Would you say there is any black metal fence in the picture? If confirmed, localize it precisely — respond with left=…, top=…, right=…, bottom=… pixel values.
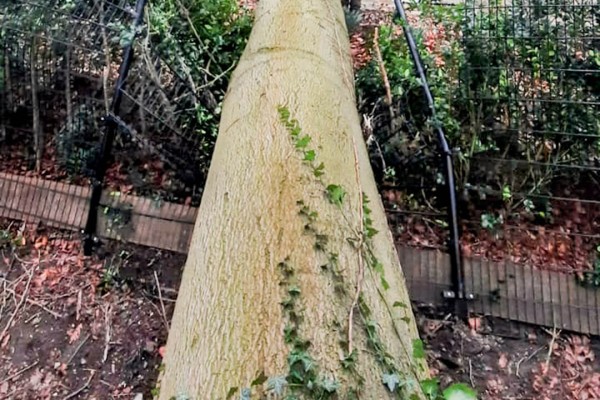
left=363, top=0, right=599, bottom=323
left=459, top=0, right=600, bottom=275
left=0, top=0, right=204, bottom=254
left=1, top=0, right=599, bottom=333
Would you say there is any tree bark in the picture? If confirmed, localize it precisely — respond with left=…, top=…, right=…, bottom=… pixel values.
left=159, top=0, right=427, bottom=398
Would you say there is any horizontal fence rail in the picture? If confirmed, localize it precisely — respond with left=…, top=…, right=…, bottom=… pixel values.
left=2, top=155, right=600, bottom=336
left=400, top=246, right=600, bottom=336
left=0, top=172, right=195, bottom=253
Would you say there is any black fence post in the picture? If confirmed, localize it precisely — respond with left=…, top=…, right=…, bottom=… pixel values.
left=83, top=0, right=148, bottom=255
left=391, top=0, right=469, bottom=316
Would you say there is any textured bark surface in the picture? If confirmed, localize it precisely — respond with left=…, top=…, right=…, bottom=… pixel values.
left=159, top=0, right=427, bottom=398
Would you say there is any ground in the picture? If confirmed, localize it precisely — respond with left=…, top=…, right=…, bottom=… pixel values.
left=0, top=220, right=184, bottom=399
left=2, top=220, right=600, bottom=399
left=416, top=303, right=600, bottom=399
left=1, top=1, right=599, bottom=399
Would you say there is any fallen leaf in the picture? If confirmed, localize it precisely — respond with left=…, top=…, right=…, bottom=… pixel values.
left=67, top=323, right=82, bottom=344
left=34, top=235, right=48, bottom=249
left=498, top=353, right=508, bottom=369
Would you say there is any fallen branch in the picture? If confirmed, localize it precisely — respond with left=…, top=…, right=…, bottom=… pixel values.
left=154, top=271, right=170, bottom=332
left=516, top=345, right=545, bottom=378
left=102, top=304, right=112, bottom=363
left=3, top=288, right=63, bottom=319
left=66, top=333, right=91, bottom=366
left=542, top=326, right=561, bottom=374
left=0, top=360, right=39, bottom=384
left=0, top=264, right=36, bottom=341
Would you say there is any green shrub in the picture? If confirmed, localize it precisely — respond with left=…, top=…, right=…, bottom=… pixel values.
left=148, top=0, right=253, bottom=161
left=356, top=0, right=599, bottom=218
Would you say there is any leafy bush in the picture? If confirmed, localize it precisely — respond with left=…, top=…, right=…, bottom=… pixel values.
left=356, top=2, right=465, bottom=208
left=356, top=0, right=599, bottom=220
left=148, top=0, right=253, bottom=142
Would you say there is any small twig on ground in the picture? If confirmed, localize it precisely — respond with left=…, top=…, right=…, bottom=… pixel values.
left=0, top=264, right=36, bottom=341
left=145, top=293, right=177, bottom=303
left=516, top=345, right=545, bottom=378
left=63, top=370, right=95, bottom=400
left=76, top=289, right=82, bottom=321
left=0, top=360, right=39, bottom=384
left=154, top=271, right=170, bottom=332
left=66, top=333, right=91, bottom=366
left=24, top=312, right=40, bottom=324
left=347, top=137, right=365, bottom=355
left=468, top=358, right=474, bottom=388
left=542, top=326, right=561, bottom=374
left=102, top=304, right=112, bottom=363
left=3, top=288, right=62, bottom=318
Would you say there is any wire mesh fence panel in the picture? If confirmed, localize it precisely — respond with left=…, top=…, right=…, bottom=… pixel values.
left=0, top=0, right=201, bottom=251
left=0, top=0, right=139, bottom=176
left=458, top=0, right=600, bottom=321
left=109, top=47, right=207, bottom=205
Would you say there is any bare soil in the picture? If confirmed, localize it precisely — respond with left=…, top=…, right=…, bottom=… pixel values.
left=0, top=220, right=184, bottom=399
left=2, top=219, right=599, bottom=400
left=416, top=303, right=600, bottom=399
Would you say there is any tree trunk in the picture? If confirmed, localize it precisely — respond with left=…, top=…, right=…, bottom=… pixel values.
left=159, top=0, right=428, bottom=398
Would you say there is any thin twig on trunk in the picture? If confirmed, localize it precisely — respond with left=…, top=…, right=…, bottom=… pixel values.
left=347, top=137, right=365, bottom=355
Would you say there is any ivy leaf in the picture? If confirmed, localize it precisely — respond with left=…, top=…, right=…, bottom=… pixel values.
left=277, top=106, right=290, bottom=121
left=393, top=301, right=407, bottom=309
left=341, top=350, right=358, bottom=369
left=295, top=135, right=311, bottom=149
left=442, top=383, right=477, bottom=400
left=365, top=226, right=378, bottom=238
left=304, top=150, right=316, bottom=161
left=288, top=350, right=314, bottom=373
left=251, top=371, right=268, bottom=387
left=266, top=375, right=288, bottom=395
left=288, top=285, right=301, bottom=297
left=373, top=260, right=384, bottom=274
left=382, top=373, right=402, bottom=392
left=380, top=276, right=390, bottom=290
left=290, top=125, right=301, bottom=137
left=420, top=378, right=440, bottom=399
left=313, top=162, right=325, bottom=177
left=326, top=184, right=346, bottom=206
left=412, top=338, right=425, bottom=359
left=240, top=388, right=252, bottom=400
left=320, top=378, right=339, bottom=393
left=225, top=387, right=238, bottom=400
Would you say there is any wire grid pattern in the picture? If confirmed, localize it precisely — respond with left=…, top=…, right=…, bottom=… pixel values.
left=459, top=0, right=600, bottom=271
left=0, top=0, right=137, bottom=175
left=115, top=42, right=207, bottom=203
